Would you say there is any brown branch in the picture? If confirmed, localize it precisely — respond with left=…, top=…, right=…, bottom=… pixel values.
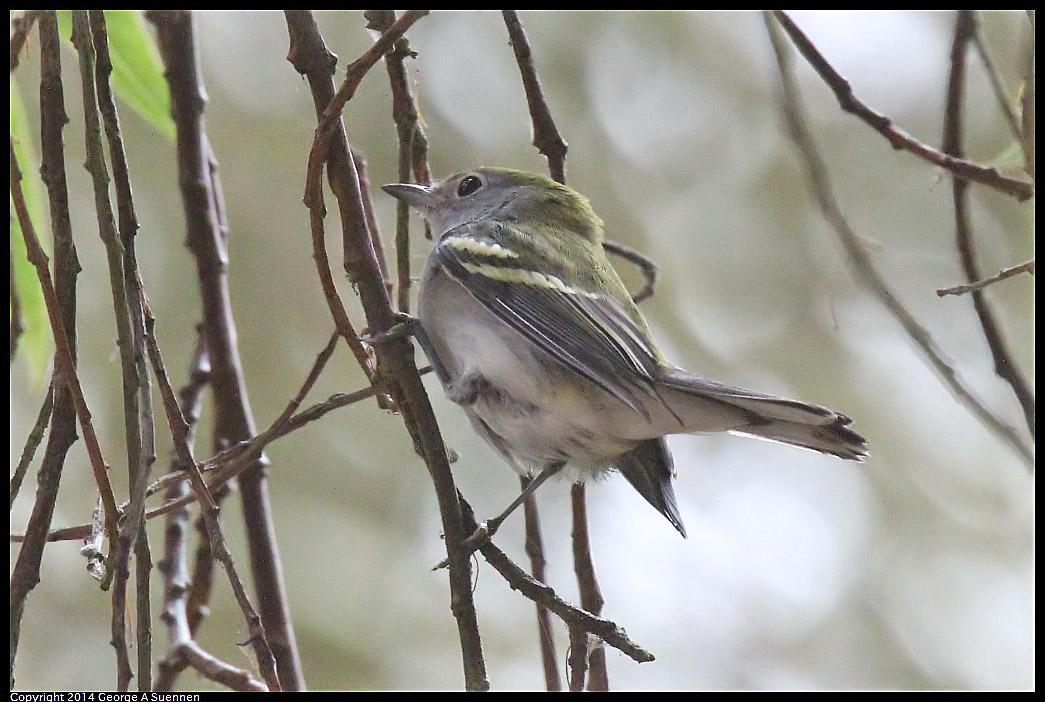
left=367, top=9, right=424, bottom=313
left=142, top=297, right=279, bottom=692
left=503, top=11, right=624, bottom=688
left=567, top=625, right=588, bottom=692
left=764, top=12, right=1034, bottom=468
left=90, top=10, right=157, bottom=688
left=10, top=239, right=24, bottom=364
left=91, top=9, right=156, bottom=685
left=943, top=11, right=1035, bottom=439
left=457, top=497, right=654, bottom=664
left=772, top=10, right=1034, bottom=202
left=10, top=382, right=54, bottom=510
left=71, top=10, right=147, bottom=687
left=571, top=484, right=608, bottom=691
left=352, top=149, right=394, bottom=299
left=502, top=10, right=568, bottom=182
left=937, top=258, right=1035, bottom=297
left=521, top=478, right=561, bottom=692
left=968, top=12, right=1029, bottom=164
left=148, top=10, right=304, bottom=689
left=10, top=15, right=85, bottom=688
left=10, top=10, right=44, bottom=73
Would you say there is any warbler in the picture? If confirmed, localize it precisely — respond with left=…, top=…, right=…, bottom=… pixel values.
left=382, top=168, right=866, bottom=538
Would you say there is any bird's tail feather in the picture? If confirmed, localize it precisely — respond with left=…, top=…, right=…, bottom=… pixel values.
left=655, top=368, right=868, bottom=461
left=615, top=438, right=687, bottom=537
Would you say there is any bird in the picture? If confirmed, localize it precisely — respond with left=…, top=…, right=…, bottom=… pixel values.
left=382, top=168, right=866, bottom=539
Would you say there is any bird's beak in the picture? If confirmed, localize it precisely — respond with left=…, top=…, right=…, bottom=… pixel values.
left=381, top=182, right=438, bottom=209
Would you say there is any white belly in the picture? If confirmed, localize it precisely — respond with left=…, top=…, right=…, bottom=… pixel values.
left=417, top=263, right=633, bottom=474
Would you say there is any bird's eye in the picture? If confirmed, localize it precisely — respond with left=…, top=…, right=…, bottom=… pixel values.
left=457, top=175, right=483, bottom=197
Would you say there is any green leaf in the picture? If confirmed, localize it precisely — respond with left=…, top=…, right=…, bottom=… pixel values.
left=58, top=10, right=175, bottom=140
left=103, top=10, right=175, bottom=140
left=10, top=80, right=53, bottom=381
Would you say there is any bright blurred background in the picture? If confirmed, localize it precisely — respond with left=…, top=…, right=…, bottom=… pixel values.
left=10, top=10, right=1034, bottom=691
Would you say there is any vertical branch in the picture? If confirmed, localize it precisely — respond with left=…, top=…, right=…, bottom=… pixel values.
left=295, top=10, right=489, bottom=691
left=571, top=484, right=608, bottom=691
left=147, top=10, right=304, bottom=690
left=9, top=384, right=54, bottom=509
left=943, top=11, right=1035, bottom=438
left=10, top=13, right=85, bottom=687
left=155, top=335, right=262, bottom=692
left=283, top=10, right=392, bottom=407
left=85, top=10, right=159, bottom=689
left=154, top=339, right=203, bottom=692
left=502, top=10, right=568, bottom=182
left=10, top=240, right=24, bottom=363
left=522, top=477, right=561, bottom=692
left=352, top=149, right=394, bottom=298
left=71, top=10, right=143, bottom=688
left=366, top=9, right=428, bottom=313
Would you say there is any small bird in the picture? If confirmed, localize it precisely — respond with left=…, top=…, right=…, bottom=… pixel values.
left=382, top=168, right=866, bottom=538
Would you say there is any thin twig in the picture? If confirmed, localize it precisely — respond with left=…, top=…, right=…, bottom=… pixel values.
left=502, top=10, right=568, bottom=182
left=571, top=484, right=608, bottom=691
left=944, top=11, right=1035, bottom=439
left=71, top=10, right=144, bottom=686
left=90, top=10, right=157, bottom=688
left=772, top=10, right=1034, bottom=202
left=969, top=12, right=1030, bottom=165
left=521, top=478, right=561, bottom=692
left=10, top=382, right=54, bottom=509
left=457, top=497, right=654, bottom=664
left=367, top=9, right=426, bottom=313
left=10, top=238, right=24, bottom=364
left=764, top=12, right=1034, bottom=468
left=10, top=10, right=44, bottom=73
left=154, top=339, right=263, bottom=692
left=937, top=258, right=1035, bottom=297
left=352, top=149, right=393, bottom=299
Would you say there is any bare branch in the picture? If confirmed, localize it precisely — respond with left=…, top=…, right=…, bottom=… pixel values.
left=772, top=10, right=1034, bottom=201
left=502, top=10, right=568, bottom=182
left=937, top=259, right=1035, bottom=297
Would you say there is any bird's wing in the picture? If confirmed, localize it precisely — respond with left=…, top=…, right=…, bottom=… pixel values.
left=433, top=222, right=660, bottom=419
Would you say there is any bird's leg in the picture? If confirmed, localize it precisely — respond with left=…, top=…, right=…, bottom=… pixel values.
left=363, top=312, right=451, bottom=384
left=457, top=462, right=565, bottom=555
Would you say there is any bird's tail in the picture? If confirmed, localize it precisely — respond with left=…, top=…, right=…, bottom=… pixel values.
left=615, top=437, right=687, bottom=537
left=654, top=368, right=868, bottom=461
